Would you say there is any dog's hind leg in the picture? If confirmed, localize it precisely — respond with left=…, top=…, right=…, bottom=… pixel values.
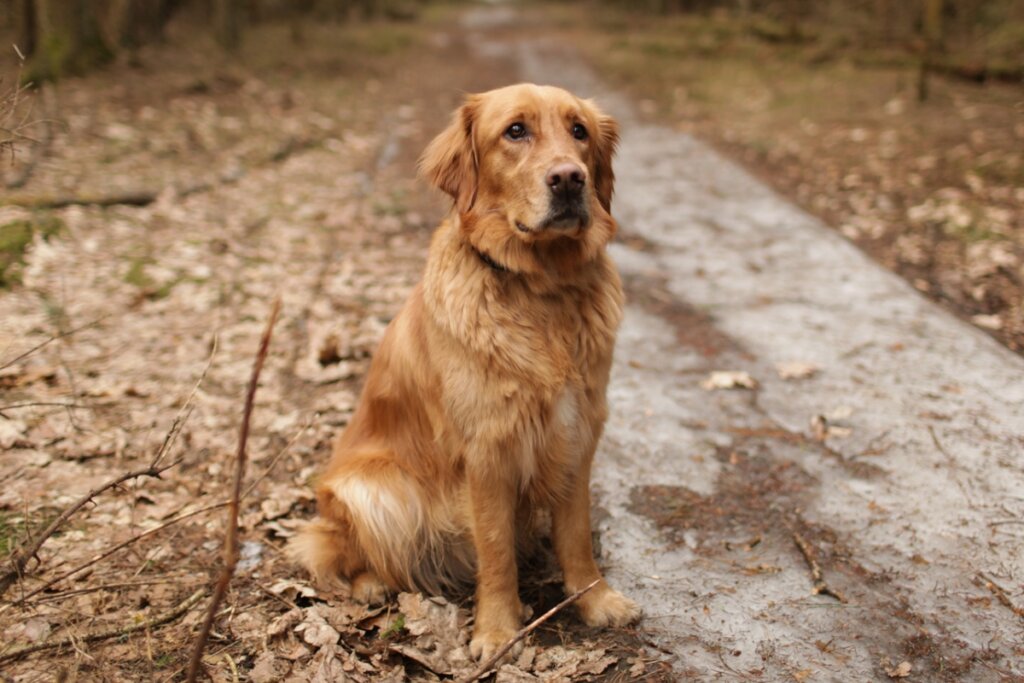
left=306, top=451, right=437, bottom=595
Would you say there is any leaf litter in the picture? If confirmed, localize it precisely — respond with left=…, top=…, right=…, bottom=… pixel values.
left=0, top=12, right=671, bottom=682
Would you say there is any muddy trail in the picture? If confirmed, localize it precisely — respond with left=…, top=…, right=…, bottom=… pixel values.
left=2, top=3, right=1023, bottom=682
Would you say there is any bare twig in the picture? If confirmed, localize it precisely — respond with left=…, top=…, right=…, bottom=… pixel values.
left=0, top=589, right=205, bottom=664
left=5, top=84, right=56, bottom=189
left=458, top=578, right=601, bottom=683
left=0, top=316, right=108, bottom=372
left=792, top=531, right=846, bottom=603
left=0, top=339, right=214, bottom=595
left=1, top=500, right=226, bottom=611
left=0, top=52, right=37, bottom=162
left=0, top=460, right=179, bottom=597
left=151, top=335, right=218, bottom=469
left=1, top=410, right=302, bottom=612
left=977, top=572, right=1024, bottom=620
left=0, top=401, right=100, bottom=411
left=186, top=298, right=281, bottom=683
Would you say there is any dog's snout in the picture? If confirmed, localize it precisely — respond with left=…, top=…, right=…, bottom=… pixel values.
left=545, top=163, right=585, bottom=196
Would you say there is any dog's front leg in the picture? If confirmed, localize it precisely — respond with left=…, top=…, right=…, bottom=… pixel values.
left=466, top=460, right=524, bottom=662
left=551, top=458, right=641, bottom=627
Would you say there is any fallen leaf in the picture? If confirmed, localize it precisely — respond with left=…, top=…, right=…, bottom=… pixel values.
left=885, top=660, right=912, bottom=678
left=295, top=606, right=340, bottom=648
left=250, top=651, right=286, bottom=683
left=701, top=371, right=757, bottom=390
left=775, top=361, right=820, bottom=380
left=270, top=579, right=318, bottom=602
left=971, top=314, right=1002, bottom=330
left=267, top=609, right=302, bottom=638
left=0, top=418, right=28, bottom=449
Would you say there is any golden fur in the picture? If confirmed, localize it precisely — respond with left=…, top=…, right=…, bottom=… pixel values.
left=290, top=83, right=640, bottom=660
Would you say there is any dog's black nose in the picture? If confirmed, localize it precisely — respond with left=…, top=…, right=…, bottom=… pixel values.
left=546, top=163, right=585, bottom=197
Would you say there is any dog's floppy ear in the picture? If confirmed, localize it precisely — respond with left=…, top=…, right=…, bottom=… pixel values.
left=590, top=106, right=619, bottom=212
left=419, top=95, right=480, bottom=214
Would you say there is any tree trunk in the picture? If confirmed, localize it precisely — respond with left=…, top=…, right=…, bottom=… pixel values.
left=917, top=0, right=944, bottom=102
left=12, top=0, right=36, bottom=58
left=108, top=0, right=179, bottom=49
left=213, top=0, right=241, bottom=52
left=27, top=0, right=113, bottom=82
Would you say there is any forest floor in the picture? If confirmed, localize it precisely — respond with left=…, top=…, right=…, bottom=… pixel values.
left=1, top=2, right=1024, bottom=682
left=0, top=6, right=672, bottom=682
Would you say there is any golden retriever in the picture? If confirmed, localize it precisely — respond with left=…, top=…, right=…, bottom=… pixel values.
left=290, top=83, right=639, bottom=660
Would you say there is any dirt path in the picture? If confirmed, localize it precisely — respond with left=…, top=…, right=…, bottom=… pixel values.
left=2, top=3, right=1023, bottom=681
left=460, top=5, right=1024, bottom=681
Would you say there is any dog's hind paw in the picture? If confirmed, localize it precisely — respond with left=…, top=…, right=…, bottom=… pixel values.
left=351, top=571, right=390, bottom=604
left=577, top=586, right=641, bottom=627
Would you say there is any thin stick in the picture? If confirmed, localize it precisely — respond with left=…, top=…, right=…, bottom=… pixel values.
left=0, top=401, right=100, bottom=411
left=792, top=531, right=846, bottom=603
left=2, top=412, right=302, bottom=612
left=0, top=316, right=107, bottom=371
left=186, top=298, right=280, bottom=682
left=458, top=578, right=601, bottom=683
left=0, top=589, right=205, bottom=663
left=977, top=573, right=1024, bottom=620
left=0, top=460, right=179, bottom=597
left=151, top=334, right=218, bottom=469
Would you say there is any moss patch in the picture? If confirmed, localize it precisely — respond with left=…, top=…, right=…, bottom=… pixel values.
left=0, top=216, right=65, bottom=287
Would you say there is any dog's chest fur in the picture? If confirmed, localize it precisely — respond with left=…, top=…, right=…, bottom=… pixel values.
left=423, top=222, right=623, bottom=495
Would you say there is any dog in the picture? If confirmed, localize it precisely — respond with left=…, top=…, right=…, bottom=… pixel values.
left=290, top=83, right=640, bottom=660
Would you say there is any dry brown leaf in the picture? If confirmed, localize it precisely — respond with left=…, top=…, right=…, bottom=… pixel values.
left=295, top=606, right=341, bottom=648
left=884, top=660, right=913, bottom=678
left=775, top=361, right=820, bottom=380
left=495, top=665, right=541, bottom=682
left=0, top=418, right=28, bottom=449
left=250, top=651, right=287, bottom=683
left=270, top=579, right=318, bottom=603
left=701, top=371, right=757, bottom=390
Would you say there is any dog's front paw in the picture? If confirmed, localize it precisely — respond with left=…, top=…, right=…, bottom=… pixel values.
left=470, top=627, right=521, bottom=663
left=577, top=585, right=641, bottom=627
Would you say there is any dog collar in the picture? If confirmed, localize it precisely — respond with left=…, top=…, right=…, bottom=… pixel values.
left=473, top=246, right=509, bottom=274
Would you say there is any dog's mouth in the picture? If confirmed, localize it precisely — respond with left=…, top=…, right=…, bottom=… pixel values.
left=517, top=203, right=589, bottom=235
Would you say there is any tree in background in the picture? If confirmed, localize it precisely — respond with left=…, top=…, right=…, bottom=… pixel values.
left=918, top=0, right=944, bottom=101
left=23, top=0, right=113, bottom=82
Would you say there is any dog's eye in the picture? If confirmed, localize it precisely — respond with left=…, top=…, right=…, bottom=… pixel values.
left=504, top=123, right=527, bottom=140
left=572, top=123, right=588, bottom=141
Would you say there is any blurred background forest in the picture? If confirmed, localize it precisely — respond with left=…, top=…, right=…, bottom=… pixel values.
left=3, top=0, right=1023, bottom=82
left=6, top=0, right=1021, bottom=349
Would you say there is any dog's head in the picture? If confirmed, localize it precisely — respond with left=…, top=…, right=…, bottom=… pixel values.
left=420, top=84, right=619, bottom=275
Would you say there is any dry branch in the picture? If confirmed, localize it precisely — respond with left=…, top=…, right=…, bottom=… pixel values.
left=792, top=530, right=846, bottom=603
left=0, top=316, right=107, bottom=371
left=1, top=134, right=326, bottom=209
left=1, top=408, right=304, bottom=612
left=2, top=189, right=160, bottom=209
left=0, top=460, right=179, bottom=597
left=458, top=578, right=601, bottom=683
left=2, top=500, right=227, bottom=611
left=186, top=298, right=281, bottom=682
left=977, top=572, right=1024, bottom=620
left=0, top=589, right=205, bottom=664
left=0, top=339, right=215, bottom=596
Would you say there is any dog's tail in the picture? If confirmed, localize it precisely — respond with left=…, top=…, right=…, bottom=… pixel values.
left=288, top=515, right=365, bottom=588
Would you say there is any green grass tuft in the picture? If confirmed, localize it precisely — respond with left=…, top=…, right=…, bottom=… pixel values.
left=0, top=215, right=64, bottom=287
